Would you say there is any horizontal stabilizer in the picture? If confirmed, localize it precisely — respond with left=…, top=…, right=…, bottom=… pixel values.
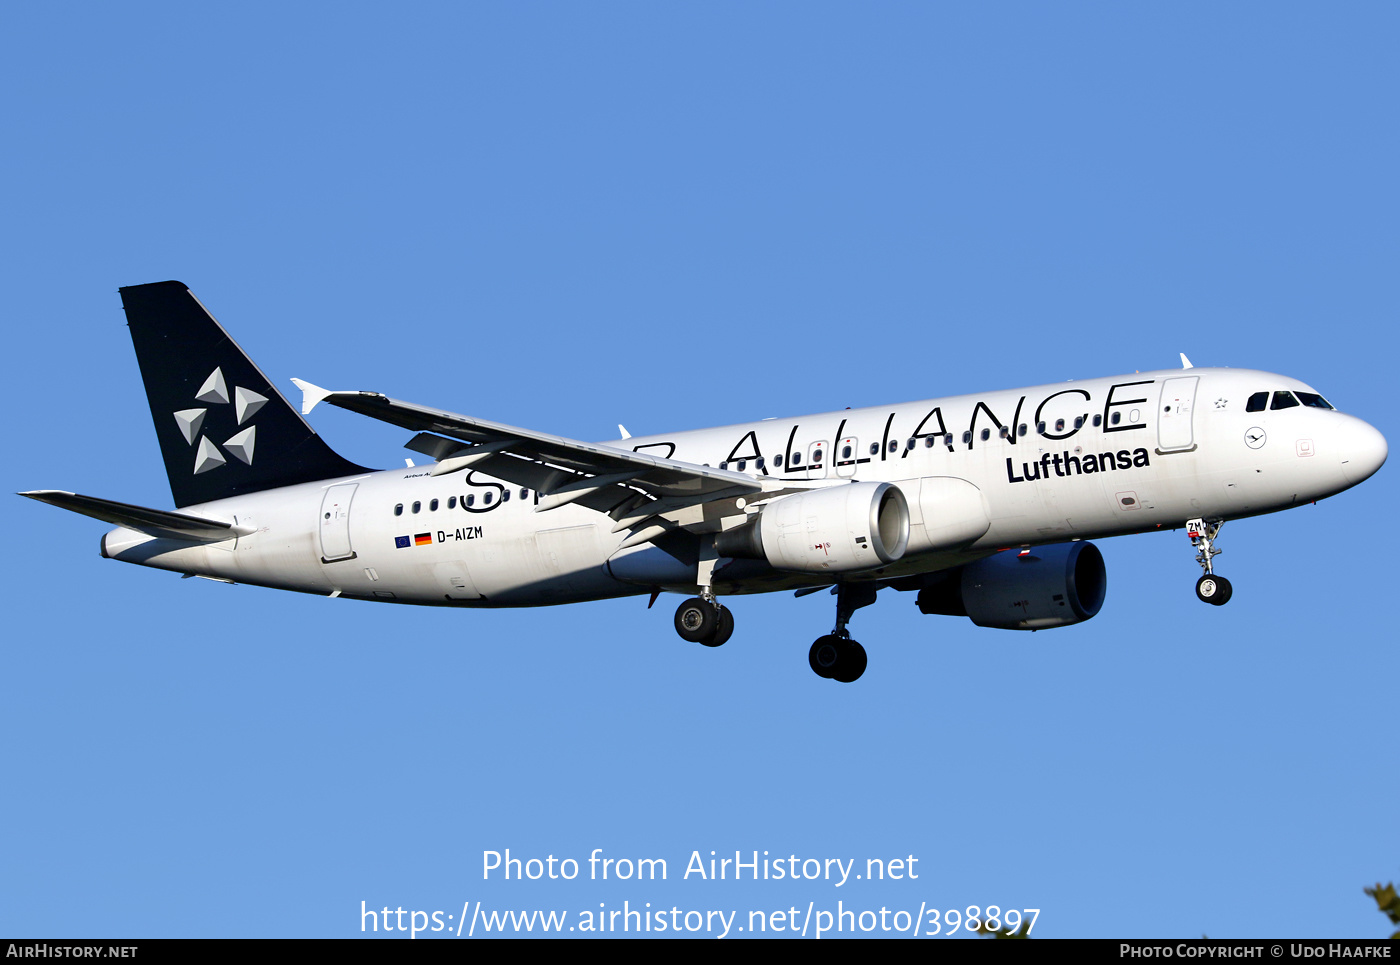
left=19, top=490, right=252, bottom=542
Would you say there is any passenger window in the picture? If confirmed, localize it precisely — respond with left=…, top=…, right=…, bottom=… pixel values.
left=999, top=426, right=1010, bottom=439
left=483, top=492, right=493, bottom=506
left=869, top=443, right=879, bottom=455
left=755, top=457, right=765, bottom=470
left=466, top=494, right=475, bottom=507
left=394, top=503, right=403, bottom=516
left=1246, top=392, right=1268, bottom=412
left=502, top=489, right=511, bottom=502
left=1092, top=414, right=1102, bottom=427
left=448, top=496, right=457, bottom=509
left=813, top=448, right=823, bottom=463
left=1271, top=391, right=1300, bottom=410
left=925, top=435, right=936, bottom=448
left=887, top=440, right=898, bottom=453
left=520, top=488, right=528, bottom=499
left=1110, top=412, right=1121, bottom=425
left=1037, top=421, right=1046, bottom=433
left=430, top=498, right=439, bottom=511
left=775, top=454, right=784, bottom=466
left=1018, top=424, right=1027, bottom=436
left=841, top=446, right=851, bottom=460
left=412, top=501, right=421, bottom=514
left=980, top=428, right=991, bottom=441
left=962, top=431, right=972, bottom=444
left=1073, top=416, right=1083, bottom=429
left=1055, top=418, right=1065, bottom=432
left=906, top=438, right=916, bottom=450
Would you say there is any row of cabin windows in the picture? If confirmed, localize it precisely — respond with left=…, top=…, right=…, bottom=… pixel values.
left=712, top=394, right=1335, bottom=472
left=1245, top=390, right=1334, bottom=413
left=717, top=415, right=1107, bottom=469
left=393, top=488, right=532, bottom=515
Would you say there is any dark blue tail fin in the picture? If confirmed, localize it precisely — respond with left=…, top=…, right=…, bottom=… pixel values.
left=120, top=281, right=369, bottom=508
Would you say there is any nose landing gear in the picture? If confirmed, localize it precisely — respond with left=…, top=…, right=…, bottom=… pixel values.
left=1187, top=517, right=1232, bottom=606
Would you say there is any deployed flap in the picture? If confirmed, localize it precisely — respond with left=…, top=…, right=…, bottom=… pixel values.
left=293, top=382, right=766, bottom=506
left=20, top=490, right=252, bottom=542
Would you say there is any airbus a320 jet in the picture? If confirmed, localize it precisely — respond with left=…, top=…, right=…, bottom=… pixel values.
left=22, top=282, right=1388, bottom=682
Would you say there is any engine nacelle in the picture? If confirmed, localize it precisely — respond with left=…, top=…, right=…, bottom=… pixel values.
left=917, top=541, right=1106, bottom=630
left=716, top=481, right=909, bottom=574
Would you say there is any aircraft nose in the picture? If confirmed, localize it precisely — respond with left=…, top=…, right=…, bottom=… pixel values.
left=1338, top=416, right=1387, bottom=486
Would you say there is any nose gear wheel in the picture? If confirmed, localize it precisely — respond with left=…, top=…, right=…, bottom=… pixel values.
left=1195, top=574, right=1233, bottom=606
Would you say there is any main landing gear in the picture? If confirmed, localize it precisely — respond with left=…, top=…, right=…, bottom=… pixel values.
left=1187, top=517, right=1232, bottom=606
left=674, top=595, right=734, bottom=647
left=809, top=583, right=877, bottom=683
left=673, top=539, right=734, bottom=647
left=671, top=582, right=878, bottom=682
left=668, top=535, right=877, bottom=681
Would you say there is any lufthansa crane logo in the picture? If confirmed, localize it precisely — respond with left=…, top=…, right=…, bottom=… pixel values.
left=171, top=367, right=267, bottom=475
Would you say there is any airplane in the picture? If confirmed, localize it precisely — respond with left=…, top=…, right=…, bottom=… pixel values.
left=22, top=281, right=1389, bottom=683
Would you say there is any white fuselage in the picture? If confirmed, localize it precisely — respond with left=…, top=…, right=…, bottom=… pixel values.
left=100, top=367, right=1387, bottom=607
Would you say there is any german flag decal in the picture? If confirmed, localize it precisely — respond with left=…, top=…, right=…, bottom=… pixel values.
left=414, top=533, right=432, bottom=547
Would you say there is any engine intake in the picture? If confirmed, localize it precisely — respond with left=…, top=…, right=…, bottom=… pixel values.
left=716, top=481, right=909, bottom=574
left=917, top=541, right=1106, bottom=630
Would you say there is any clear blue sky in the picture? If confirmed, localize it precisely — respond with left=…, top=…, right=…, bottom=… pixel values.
left=3, top=2, right=1396, bottom=939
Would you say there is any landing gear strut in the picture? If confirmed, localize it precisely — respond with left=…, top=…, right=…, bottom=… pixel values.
left=1187, top=517, right=1232, bottom=606
left=808, top=582, right=877, bottom=682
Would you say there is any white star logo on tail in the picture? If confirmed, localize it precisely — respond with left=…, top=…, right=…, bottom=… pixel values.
left=176, top=367, right=264, bottom=473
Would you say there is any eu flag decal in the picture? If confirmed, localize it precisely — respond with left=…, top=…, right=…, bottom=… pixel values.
left=394, top=535, right=410, bottom=549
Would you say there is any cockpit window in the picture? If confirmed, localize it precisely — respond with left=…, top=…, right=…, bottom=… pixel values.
left=1246, top=392, right=1268, bottom=412
left=1296, top=392, right=1334, bottom=410
left=1271, top=391, right=1300, bottom=410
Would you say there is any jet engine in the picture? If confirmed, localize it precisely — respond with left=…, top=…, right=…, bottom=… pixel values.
left=916, top=541, right=1106, bottom=630
left=715, top=481, right=909, bottom=574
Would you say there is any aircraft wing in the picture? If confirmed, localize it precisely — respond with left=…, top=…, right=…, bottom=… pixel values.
left=291, top=380, right=796, bottom=537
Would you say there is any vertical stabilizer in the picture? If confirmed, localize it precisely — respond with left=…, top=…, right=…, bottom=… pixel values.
left=120, top=281, right=370, bottom=508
